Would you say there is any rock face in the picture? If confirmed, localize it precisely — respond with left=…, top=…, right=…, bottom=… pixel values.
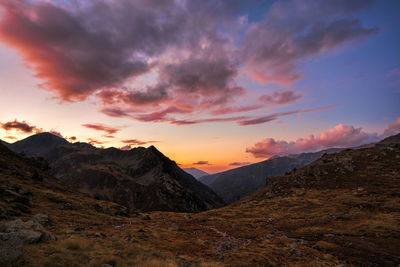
left=6, top=133, right=224, bottom=212
left=0, top=214, right=55, bottom=263
left=199, top=148, right=341, bottom=204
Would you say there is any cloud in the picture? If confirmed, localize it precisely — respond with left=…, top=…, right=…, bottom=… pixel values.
left=0, top=0, right=186, bottom=101
left=383, top=117, right=400, bottom=137
left=134, top=106, right=191, bottom=123
left=4, top=135, right=17, bottom=140
left=121, top=139, right=157, bottom=146
left=87, top=138, right=104, bottom=146
left=82, top=123, right=120, bottom=135
left=68, top=136, right=77, bottom=141
left=229, top=162, right=251, bottom=166
left=97, top=84, right=169, bottom=106
left=247, top=123, right=380, bottom=158
left=238, top=105, right=338, bottom=126
left=193, top=161, right=211, bottom=165
left=211, top=104, right=262, bottom=115
left=0, top=0, right=377, bottom=125
left=240, top=0, right=377, bottom=85
left=259, top=91, right=302, bottom=104
left=113, top=104, right=336, bottom=126
left=160, top=56, right=245, bottom=105
left=171, top=116, right=249, bottom=125
left=100, top=107, right=130, bottom=118
left=0, top=119, right=42, bottom=134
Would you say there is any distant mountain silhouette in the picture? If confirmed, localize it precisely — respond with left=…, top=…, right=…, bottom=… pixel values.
left=5, top=133, right=224, bottom=212
left=182, top=168, right=209, bottom=179
left=199, top=148, right=342, bottom=204
left=6, top=132, right=68, bottom=155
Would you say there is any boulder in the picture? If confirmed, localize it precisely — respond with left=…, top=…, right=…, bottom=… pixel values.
left=0, top=214, right=56, bottom=263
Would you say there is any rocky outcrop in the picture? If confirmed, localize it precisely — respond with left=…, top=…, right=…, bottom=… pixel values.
left=0, top=214, right=55, bottom=263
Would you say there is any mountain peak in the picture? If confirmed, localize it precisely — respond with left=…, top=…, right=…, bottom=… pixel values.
left=8, top=132, right=68, bottom=156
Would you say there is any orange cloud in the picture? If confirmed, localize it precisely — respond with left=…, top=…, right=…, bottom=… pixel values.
left=1, top=119, right=42, bottom=134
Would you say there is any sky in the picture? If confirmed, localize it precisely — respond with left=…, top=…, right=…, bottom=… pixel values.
left=0, top=0, right=399, bottom=173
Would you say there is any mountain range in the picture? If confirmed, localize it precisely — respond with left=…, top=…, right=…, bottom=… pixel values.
left=1, top=132, right=398, bottom=266
left=3, top=133, right=224, bottom=212
left=182, top=168, right=209, bottom=179
left=199, top=148, right=341, bottom=204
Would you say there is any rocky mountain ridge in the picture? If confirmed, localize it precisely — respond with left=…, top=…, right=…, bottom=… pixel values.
left=3, top=133, right=224, bottom=212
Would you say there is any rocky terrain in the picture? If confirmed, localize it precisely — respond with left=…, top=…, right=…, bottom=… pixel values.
left=1, top=133, right=399, bottom=266
left=4, top=133, right=224, bottom=212
left=199, top=148, right=341, bottom=204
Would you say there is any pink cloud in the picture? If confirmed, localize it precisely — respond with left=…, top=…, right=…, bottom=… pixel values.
left=259, top=91, right=302, bottom=104
left=82, top=123, right=120, bottom=135
left=171, top=116, right=249, bottom=125
left=211, top=104, right=262, bottom=115
left=0, top=0, right=185, bottom=101
left=100, top=108, right=130, bottom=118
left=247, top=123, right=380, bottom=158
left=238, top=105, right=338, bottom=126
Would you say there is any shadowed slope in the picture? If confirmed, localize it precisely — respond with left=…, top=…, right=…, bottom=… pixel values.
left=199, top=148, right=341, bottom=203
left=182, top=168, right=209, bottom=179
left=6, top=133, right=224, bottom=212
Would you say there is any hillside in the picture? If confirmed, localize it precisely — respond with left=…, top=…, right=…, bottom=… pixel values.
left=182, top=168, right=209, bottom=179
left=1, top=134, right=399, bottom=266
left=199, top=148, right=340, bottom=204
left=5, top=133, right=224, bottom=212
